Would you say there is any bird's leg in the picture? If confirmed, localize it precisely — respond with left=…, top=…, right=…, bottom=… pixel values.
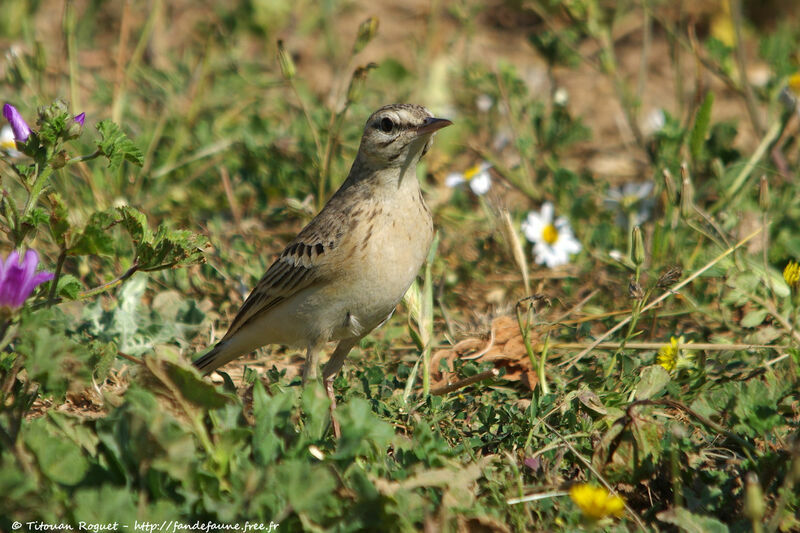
left=322, top=338, right=358, bottom=438
left=322, top=338, right=357, bottom=381
left=302, top=341, right=324, bottom=383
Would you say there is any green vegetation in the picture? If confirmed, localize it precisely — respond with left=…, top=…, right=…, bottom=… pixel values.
left=1, top=1, right=799, bottom=530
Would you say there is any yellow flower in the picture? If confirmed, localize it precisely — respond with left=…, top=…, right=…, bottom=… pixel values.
left=709, top=0, right=734, bottom=48
left=784, top=260, right=800, bottom=292
left=569, top=484, right=625, bottom=520
left=657, top=336, right=694, bottom=373
left=789, top=73, right=800, bottom=95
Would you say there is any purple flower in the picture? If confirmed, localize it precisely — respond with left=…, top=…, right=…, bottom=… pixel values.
left=2, top=103, right=31, bottom=142
left=74, top=112, right=85, bottom=126
left=0, top=250, right=54, bottom=309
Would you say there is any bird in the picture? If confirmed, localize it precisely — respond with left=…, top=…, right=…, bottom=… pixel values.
left=193, top=104, right=451, bottom=405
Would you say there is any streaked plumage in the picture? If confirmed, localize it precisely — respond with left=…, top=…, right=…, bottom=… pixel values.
left=193, top=104, right=451, bottom=382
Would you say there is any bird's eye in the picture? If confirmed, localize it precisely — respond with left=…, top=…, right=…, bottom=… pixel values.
left=379, top=117, right=394, bottom=133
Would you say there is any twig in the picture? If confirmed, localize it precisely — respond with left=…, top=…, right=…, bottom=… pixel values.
left=552, top=290, right=599, bottom=325
left=551, top=342, right=780, bottom=351
left=219, top=167, right=242, bottom=229
left=430, top=368, right=499, bottom=396
left=461, top=327, right=496, bottom=360
left=117, top=351, right=144, bottom=366
left=507, top=490, right=567, bottom=505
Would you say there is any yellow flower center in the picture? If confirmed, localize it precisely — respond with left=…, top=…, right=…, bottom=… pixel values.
left=463, top=164, right=482, bottom=181
left=542, top=224, right=559, bottom=245
left=0, top=139, right=16, bottom=151
left=789, top=73, right=800, bottom=94
left=784, top=260, right=800, bottom=290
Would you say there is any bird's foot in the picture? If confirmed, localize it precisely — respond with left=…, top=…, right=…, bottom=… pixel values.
left=325, top=377, right=341, bottom=438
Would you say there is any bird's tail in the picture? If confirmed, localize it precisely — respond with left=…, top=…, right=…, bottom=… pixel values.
left=192, top=342, right=229, bottom=375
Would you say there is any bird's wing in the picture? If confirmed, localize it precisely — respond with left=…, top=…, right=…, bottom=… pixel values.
left=219, top=181, right=365, bottom=340
left=220, top=236, right=338, bottom=340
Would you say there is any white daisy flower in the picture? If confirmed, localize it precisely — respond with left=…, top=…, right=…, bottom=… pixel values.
left=604, top=181, right=654, bottom=228
left=0, top=125, right=21, bottom=157
left=641, top=108, right=666, bottom=136
left=475, top=94, right=493, bottom=112
left=521, top=202, right=582, bottom=268
left=553, top=87, right=569, bottom=106
left=445, top=161, right=492, bottom=196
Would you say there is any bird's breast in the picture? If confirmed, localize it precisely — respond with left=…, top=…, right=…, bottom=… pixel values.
left=328, top=185, right=433, bottom=334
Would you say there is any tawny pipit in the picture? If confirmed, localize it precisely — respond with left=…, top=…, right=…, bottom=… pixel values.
left=194, top=104, right=451, bottom=386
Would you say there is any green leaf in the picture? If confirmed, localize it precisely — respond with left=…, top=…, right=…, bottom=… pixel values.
left=159, top=359, right=236, bottom=409
left=47, top=192, right=71, bottom=246
left=334, top=398, right=394, bottom=460
left=657, top=507, right=729, bottom=533
left=116, top=205, right=152, bottom=245
left=24, top=418, right=89, bottom=485
left=18, top=308, right=91, bottom=399
left=96, top=119, right=144, bottom=170
left=301, top=381, right=331, bottom=441
left=740, top=308, right=768, bottom=328
left=732, top=379, right=783, bottom=437
left=56, top=274, right=83, bottom=300
left=69, top=209, right=118, bottom=256
left=274, top=459, right=337, bottom=516
left=690, top=91, right=714, bottom=161
left=252, top=381, right=295, bottom=465
left=137, top=225, right=208, bottom=271
left=21, top=206, right=48, bottom=230
left=144, top=351, right=235, bottom=413
left=636, top=365, right=671, bottom=400
left=72, top=485, right=138, bottom=524
left=89, top=340, right=118, bottom=382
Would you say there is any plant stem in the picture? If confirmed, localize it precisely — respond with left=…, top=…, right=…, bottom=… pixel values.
left=67, top=149, right=103, bottom=165
left=64, top=0, right=81, bottom=115
left=730, top=0, right=764, bottom=137
left=46, top=248, right=68, bottom=305
left=79, top=260, right=140, bottom=299
left=22, top=165, right=53, bottom=219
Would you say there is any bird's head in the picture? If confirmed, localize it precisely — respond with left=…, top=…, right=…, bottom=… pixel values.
left=356, top=104, right=452, bottom=171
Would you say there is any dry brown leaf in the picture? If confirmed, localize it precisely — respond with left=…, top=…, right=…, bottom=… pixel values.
left=432, top=315, right=542, bottom=390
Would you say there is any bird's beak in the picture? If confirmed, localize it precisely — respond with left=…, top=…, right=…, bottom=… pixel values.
left=416, top=117, right=453, bottom=136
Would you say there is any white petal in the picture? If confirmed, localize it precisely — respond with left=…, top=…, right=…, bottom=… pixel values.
left=553, top=87, right=569, bottom=106
left=637, top=181, right=654, bottom=197
left=445, top=173, right=465, bottom=188
left=469, top=171, right=492, bottom=195
left=0, top=125, right=14, bottom=144
left=535, top=242, right=567, bottom=268
left=641, top=108, right=665, bottom=135
left=540, top=202, right=554, bottom=224
left=554, top=216, right=571, bottom=230
left=476, top=94, right=493, bottom=112
left=558, top=233, right=582, bottom=254
left=609, top=250, right=625, bottom=262
left=0, top=125, right=22, bottom=157
left=521, top=212, right=545, bottom=243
